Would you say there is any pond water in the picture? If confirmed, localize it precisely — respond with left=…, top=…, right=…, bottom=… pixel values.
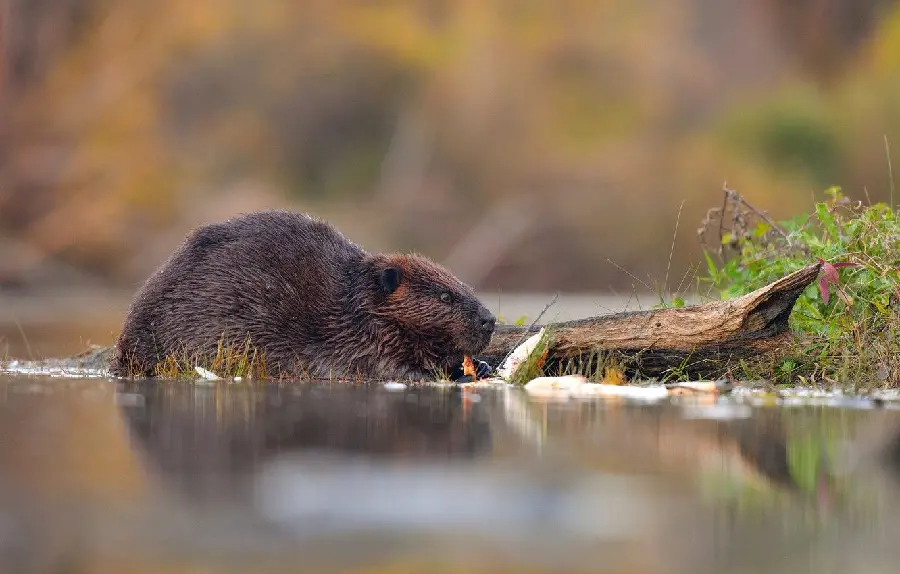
left=2, top=373, right=900, bottom=574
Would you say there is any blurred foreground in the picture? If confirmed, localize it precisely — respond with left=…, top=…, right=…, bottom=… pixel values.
left=3, top=377, right=900, bottom=573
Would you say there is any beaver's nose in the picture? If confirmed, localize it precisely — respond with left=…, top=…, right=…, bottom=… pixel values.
left=478, top=308, right=496, bottom=332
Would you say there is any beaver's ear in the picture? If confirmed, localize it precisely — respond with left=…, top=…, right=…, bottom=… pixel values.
left=378, top=267, right=403, bottom=294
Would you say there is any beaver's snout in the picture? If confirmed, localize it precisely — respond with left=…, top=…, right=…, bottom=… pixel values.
left=478, top=307, right=496, bottom=334
left=473, top=306, right=496, bottom=352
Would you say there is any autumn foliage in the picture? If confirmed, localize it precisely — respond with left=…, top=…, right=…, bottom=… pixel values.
left=1, top=0, right=898, bottom=292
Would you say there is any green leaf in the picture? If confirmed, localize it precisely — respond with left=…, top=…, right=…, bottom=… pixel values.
left=703, top=250, right=718, bottom=280
left=815, top=202, right=840, bottom=240
left=753, top=222, right=771, bottom=237
left=824, top=186, right=843, bottom=202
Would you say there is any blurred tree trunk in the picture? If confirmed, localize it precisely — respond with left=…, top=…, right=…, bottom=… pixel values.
left=0, top=0, right=94, bottom=227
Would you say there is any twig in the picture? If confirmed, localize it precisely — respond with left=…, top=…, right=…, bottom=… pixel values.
left=675, top=261, right=699, bottom=300
left=606, top=258, right=652, bottom=292
left=717, top=182, right=729, bottom=258
left=885, top=135, right=895, bottom=211
left=496, top=292, right=559, bottom=369
left=13, top=316, right=33, bottom=361
left=723, top=185, right=793, bottom=248
left=664, top=200, right=685, bottom=296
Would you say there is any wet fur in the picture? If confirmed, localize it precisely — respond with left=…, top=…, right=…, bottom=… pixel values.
left=110, top=211, right=495, bottom=380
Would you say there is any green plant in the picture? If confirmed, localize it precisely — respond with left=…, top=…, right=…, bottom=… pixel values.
left=700, top=187, right=900, bottom=387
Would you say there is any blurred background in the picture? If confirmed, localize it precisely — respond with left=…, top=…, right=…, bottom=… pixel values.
left=2, top=0, right=900, bottom=358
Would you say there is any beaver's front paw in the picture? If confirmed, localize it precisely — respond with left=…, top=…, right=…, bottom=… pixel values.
left=448, top=359, right=493, bottom=382
left=474, top=359, right=493, bottom=379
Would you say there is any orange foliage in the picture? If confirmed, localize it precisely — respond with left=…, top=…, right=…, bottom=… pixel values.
left=0, top=0, right=894, bottom=291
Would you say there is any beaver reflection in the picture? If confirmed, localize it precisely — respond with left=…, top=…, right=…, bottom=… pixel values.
left=117, top=383, right=493, bottom=501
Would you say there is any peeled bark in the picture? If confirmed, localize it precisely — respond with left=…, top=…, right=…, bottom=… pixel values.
left=477, top=263, right=822, bottom=379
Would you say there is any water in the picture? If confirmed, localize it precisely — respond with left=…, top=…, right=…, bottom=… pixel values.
left=2, top=374, right=900, bottom=573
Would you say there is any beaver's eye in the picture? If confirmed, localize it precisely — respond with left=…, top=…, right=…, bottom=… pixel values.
left=439, top=291, right=452, bottom=304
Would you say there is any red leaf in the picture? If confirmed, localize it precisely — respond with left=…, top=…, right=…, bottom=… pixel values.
left=818, top=274, right=830, bottom=303
left=821, top=261, right=840, bottom=285
left=815, top=257, right=856, bottom=303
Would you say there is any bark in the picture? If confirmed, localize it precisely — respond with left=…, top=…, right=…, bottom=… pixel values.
left=477, top=262, right=822, bottom=379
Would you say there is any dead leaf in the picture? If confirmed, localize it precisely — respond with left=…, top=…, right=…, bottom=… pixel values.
left=601, top=366, right=627, bottom=386
left=462, top=355, right=477, bottom=379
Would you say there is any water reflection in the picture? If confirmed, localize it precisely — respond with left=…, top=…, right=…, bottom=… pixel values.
left=119, top=383, right=497, bottom=506
left=1, top=376, right=900, bottom=573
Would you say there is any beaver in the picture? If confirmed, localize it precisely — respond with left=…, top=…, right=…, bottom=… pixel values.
left=109, top=210, right=496, bottom=381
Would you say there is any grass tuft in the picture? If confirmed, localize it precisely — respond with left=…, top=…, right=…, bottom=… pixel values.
left=147, top=335, right=270, bottom=380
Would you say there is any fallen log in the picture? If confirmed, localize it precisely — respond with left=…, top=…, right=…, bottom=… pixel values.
left=476, top=262, right=822, bottom=379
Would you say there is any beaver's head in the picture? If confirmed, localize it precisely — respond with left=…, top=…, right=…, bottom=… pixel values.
left=366, top=253, right=496, bottom=371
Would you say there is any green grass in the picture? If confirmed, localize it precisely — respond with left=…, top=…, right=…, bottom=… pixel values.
left=698, top=187, right=900, bottom=388
left=148, top=335, right=270, bottom=380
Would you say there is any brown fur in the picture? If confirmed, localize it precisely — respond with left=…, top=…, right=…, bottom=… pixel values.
left=109, top=211, right=496, bottom=380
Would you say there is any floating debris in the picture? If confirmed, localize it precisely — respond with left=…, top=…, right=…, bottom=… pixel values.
left=383, top=381, right=407, bottom=391
left=666, top=380, right=733, bottom=395
left=523, top=375, right=587, bottom=398
left=194, top=366, right=220, bottom=380
left=524, top=375, right=729, bottom=402
left=573, top=383, right=670, bottom=401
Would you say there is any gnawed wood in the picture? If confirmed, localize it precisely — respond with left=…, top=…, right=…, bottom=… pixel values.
left=476, top=263, right=822, bottom=379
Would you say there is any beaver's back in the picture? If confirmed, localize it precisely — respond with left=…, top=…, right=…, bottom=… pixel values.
left=111, top=211, right=365, bottom=375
